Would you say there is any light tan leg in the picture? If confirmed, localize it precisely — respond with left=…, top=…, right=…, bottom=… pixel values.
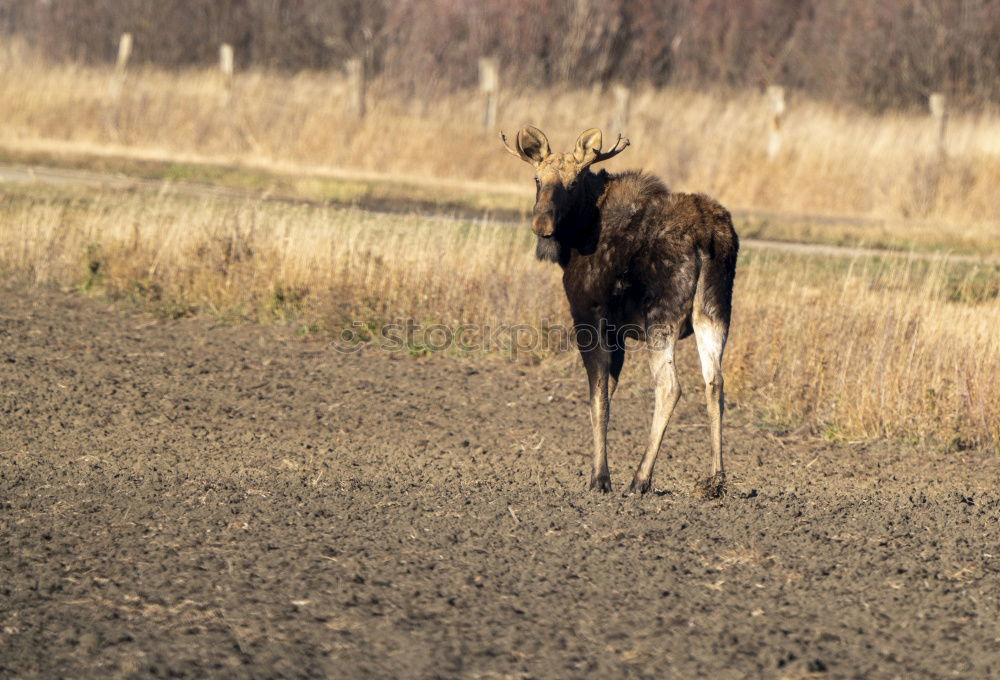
left=582, top=347, right=612, bottom=492
left=627, top=331, right=680, bottom=495
left=693, top=315, right=727, bottom=477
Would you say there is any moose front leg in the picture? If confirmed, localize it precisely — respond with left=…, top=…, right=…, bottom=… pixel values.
left=581, top=345, right=612, bottom=492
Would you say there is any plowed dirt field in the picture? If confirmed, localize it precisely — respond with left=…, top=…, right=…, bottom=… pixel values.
left=2, top=283, right=998, bottom=678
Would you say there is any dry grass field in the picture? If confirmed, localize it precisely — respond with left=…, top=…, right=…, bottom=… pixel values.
left=1, top=56, right=999, bottom=247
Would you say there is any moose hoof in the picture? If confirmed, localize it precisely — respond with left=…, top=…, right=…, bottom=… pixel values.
left=625, top=476, right=652, bottom=497
left=694, top=471, right=727, bottom=499
left=589, top=472, right=612, bottom=493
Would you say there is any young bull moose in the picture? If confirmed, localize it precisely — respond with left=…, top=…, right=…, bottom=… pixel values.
left=501, top=126, right=738, bottom=497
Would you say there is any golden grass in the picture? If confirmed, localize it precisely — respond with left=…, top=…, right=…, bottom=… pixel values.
left=1, top=56, right=998, bottom=252
left=1, top=183, right=996, bottom=451
left=730, top=251, right=999, bottom=448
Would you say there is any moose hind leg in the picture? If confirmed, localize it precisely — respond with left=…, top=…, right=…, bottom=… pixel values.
left=627, top=329, right=680, bottom=496
left=581, top=347, right=612, bottom=492
left=693, top=313, right=728, bottom=489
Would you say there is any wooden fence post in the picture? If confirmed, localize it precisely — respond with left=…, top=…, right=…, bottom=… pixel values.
left=346, top=58, right=366, bottom=118
left=767, top=85, right=786, bottom=160
left=107, top=32, right=132, bottom=100
left=478, top=58, right=498, bottom=132
left=116, top=33, right=133, bottom=73
left=105, top=33, right=133, bottom=138
left=929, top=92, right=947, bottom=158
left=219, top=43, right=234, bottom=91
left=611, top=84, right=630, bottom=135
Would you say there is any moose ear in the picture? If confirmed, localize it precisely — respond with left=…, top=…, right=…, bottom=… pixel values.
left=517, top=126, right=551, bottom=165
left=574, top=128, right=603, bottom=163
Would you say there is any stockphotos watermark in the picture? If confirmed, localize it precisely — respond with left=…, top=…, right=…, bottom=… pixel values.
left=329, top=319, right=670, bottom=357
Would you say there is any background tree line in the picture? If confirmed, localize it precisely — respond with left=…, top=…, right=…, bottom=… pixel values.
left=2, top=0, right=998, bottom=111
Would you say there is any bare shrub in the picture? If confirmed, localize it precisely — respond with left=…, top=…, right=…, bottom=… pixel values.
left=3, top=0, right=998, bottom=110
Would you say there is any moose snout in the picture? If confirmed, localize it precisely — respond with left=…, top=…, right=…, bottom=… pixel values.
left=531, top=213, right=556, bottom=238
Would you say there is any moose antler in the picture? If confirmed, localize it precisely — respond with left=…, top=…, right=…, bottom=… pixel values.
left=588, top=133, right=630, bottom=165
left=499, top=131, right=524, bottom=160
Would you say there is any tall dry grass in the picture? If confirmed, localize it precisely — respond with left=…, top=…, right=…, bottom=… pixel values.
left=730, top=252, right=999, bottom=448
left=1, top=185, right=997, bottom=450
left=1, top=56, right=999, bottom=235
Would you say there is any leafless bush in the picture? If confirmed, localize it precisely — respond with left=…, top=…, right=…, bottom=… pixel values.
left=3, top=0, right=387, bottom=70
left=3, top=0, right=999, bottom=110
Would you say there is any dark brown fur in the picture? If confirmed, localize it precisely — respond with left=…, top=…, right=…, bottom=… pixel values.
left=547, top=169, right=738, bottom=342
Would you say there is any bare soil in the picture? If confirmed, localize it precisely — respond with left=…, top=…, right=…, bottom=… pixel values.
left=2, top=282, right=998, bottom=679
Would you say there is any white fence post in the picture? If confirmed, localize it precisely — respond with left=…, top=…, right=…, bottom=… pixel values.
left=108, top=33, right=132, bottom=100
left=116, top=33, right=133, bottom=73
left=929, top=92, right=947, bottom=158
left=478, top=58, right=499, bottom=132
left=106, top=33, right=133, bottom=138
left=219, top=43, right=234, bottom=90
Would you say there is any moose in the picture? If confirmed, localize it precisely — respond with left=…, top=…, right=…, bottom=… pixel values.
left=501, top=126, right=739, bottom=497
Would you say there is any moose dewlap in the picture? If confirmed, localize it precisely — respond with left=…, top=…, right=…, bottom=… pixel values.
left=501, top=126, right=739, bottom=497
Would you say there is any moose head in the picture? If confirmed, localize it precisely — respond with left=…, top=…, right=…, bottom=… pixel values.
left=500, top=126, right=630, bottom=240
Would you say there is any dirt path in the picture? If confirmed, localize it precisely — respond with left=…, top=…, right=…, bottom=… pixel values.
left=2, top=162, right=996, bottom=266
left=1, top=282, right=998, bottom=678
